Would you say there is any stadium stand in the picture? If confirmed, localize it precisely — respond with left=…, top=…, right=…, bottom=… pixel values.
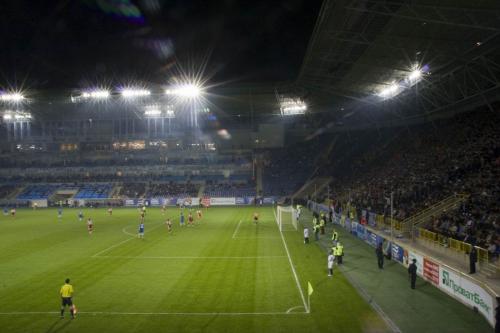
left=0, top=184, right=16, bottom=199
left=146, top=182, right=199, bottom=198
left=119, top=183, right=146, bottom=199
left=204, top=182, right=256, bottom=197
left=262, top=140, right=319, bottom=196
left=17, top=184, right=58, bottom=200
left=74, top=184, right=113, bottom=199
left=312, top=109, right=499, bottom=260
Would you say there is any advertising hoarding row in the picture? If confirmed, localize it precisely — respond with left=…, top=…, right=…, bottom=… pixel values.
left=123, top=197, right=271, bottom=207
left=315, top=205, right=497, bottom=327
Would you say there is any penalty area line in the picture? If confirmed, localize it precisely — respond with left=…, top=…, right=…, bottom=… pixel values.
left=91, top=237, right=134, bottom=258
left=231, top=220, right=243, bottom=239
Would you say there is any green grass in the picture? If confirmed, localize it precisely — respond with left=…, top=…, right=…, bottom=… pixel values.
left=0, top=207, right=387, bottom=333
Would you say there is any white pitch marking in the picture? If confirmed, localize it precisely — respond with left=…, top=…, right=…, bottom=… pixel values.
left=93, top=255, right=286, bottom=260
left=232, top=220, right=243, bottom=239
left=0, top=311, right=309, bottom=316
left=121, top=225, right=136, bottom=237
left=273, top=209, right=309, bottom=313
left=286, top=305, right=306, bottom=314
left=91, top=222, right=164, bottom=258
left=233, top=236, right=280, bottom=240
left=91, top=237, right=135, bottom=258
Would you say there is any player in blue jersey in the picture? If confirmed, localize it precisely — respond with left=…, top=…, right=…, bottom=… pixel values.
left=138, top=222, right=145, bottom=239
left=179, top=211, right=185, bottom=227
left=78, top=210, right=84, bottom=222
left=58, top=207, right=63, bottom=220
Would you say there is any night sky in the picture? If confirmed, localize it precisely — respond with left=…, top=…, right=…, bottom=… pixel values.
left=0, top=0, right=322, bottom=89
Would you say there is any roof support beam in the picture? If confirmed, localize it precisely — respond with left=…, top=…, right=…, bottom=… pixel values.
left=345, top=0, right=500, bottom=32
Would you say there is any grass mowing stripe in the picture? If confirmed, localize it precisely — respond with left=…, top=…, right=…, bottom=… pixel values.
left=272, top=208, right=309, bottom=313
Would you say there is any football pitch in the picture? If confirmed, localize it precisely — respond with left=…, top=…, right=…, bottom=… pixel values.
left=0, top=206, right=388, bottom=333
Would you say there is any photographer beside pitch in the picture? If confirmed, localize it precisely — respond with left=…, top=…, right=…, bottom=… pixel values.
left=60, top=278, right=75, bottom=319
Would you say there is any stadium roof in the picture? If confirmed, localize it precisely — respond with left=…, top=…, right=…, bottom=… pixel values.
left=296, top=0, right=500, bottom=120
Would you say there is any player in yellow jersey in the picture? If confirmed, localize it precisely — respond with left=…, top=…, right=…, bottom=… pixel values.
left=60, top=278, right=75, bottom=319
left=253, top=212, right=259, bottom=224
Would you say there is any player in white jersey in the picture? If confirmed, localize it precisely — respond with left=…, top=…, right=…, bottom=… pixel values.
left=165, top=218, right=172, bottom=233
left=87, top=218, right=94, bottom=235
left=303, top=227, right=309, bottom=244
left=138, top=222, right=145, bottom=239
left=328, top=251, right=335, bottom=277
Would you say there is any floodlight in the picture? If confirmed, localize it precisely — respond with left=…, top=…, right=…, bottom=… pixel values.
left=408, top=69, right=422, bottom=81
left=3, top=112, right=31, bottom=121
left=144, top=109, right=162, bottom=116
left=121, top=89, right=151, bottom=98
left=165, top=109, right=175, bottom=118
left=165, top=84, right=201, bottom=98
left=280, top=98, right=307, bottom=115
left=283, top=104, right=307, bottom=113
left=82, top=90, right=110, bottom=99
left=0, top=93, right=24, bottom=102
left=378, top=83, right=400, bottom=98
left=14, top=112, right=31, bottom=120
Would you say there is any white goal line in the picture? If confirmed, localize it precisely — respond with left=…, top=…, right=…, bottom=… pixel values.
left=0, top=310, right=309, bottom=316
left=273, top=209, right=309, bottom=313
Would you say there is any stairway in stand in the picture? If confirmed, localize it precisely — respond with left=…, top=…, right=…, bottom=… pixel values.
left=292, top=176, right=332, bottom=202
left=399, top=193, right=469, bottom=238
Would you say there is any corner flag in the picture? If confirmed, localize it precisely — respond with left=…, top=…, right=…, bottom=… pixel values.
left=308, top=281, right=314, bottom=296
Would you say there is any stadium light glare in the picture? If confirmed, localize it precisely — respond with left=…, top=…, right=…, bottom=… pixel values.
left=165, top=84, right=201, bottom=98
left=121, top=89, right=151, bottom=98
left=0, top=92, right=24, bottom=102
left=3, top=114, right=12, bottom=120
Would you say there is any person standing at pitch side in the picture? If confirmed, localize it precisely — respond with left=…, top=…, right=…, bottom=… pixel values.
left=60, top=278, right=75, bottom=319
left=375, top=243, right=384, bottom=269
left=408, top=259, right=417, bottom=289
